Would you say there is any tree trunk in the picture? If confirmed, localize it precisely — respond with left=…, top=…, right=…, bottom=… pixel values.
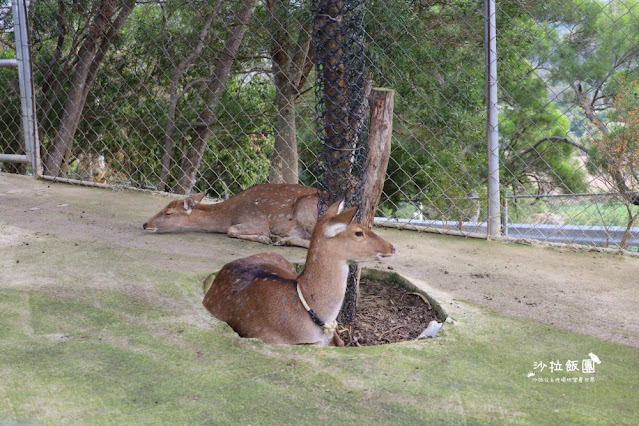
left=269, top=89, right=299, bottom=183
left=342, top=88, right=394, bottom=328
left=43, top=0, right=137, bottom=177
left=36, top=0, right=67, bottom=144
left=361, top=88, right=394, bottom=228
left=174, top=0, right=258, bottom=194
left=266, top=1, right=313, bottom=184
left=314, top=0, right=368, bottom=325
left=315, top=0, right=352, bottom=198
left=158, top=0, right=222, bottom=192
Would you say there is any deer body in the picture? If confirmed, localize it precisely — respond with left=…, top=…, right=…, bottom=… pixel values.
left=203, top=202, right=395, bottom=346
left=143, top=184, right=318, bottom=248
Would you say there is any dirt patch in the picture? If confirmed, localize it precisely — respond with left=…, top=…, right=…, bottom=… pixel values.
left=2, top=173, right=639, bottom=349
left=339, top=278, right=443, bottom=346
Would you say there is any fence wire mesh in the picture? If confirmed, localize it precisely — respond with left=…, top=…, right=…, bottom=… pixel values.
left=1, top=1, right=24, bottom=174
left=312, top=0, right=368, bottom=324
left=313, top=0, right=368, bottom=217
left=1, top=0, right=638, bottom=250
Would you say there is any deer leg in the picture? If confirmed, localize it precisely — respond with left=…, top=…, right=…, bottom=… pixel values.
left=331, top=330, right=345, bottom=347
left=228, top=223, right=272, bottom=245
left=272, top=235, right=311, bottom=248
left=271, top=225, right=311, bottom=248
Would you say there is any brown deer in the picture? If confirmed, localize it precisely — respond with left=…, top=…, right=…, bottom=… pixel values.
left=202, top=201, right=396, bottom=346
left=143, top=184, right=319, bottom=247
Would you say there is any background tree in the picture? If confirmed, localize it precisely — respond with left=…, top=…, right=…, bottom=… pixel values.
left=363, top=0, right=585, bottom=220
left=497, top=4, right=588, bottom=197
left=173, top=0, right=258, bottom=194
left=157, top=0, right=224, bottom=192
left=39, top=0, right=138, bottom=177
left=589, top=80, right=639, bottom=247
left=195, top=73, right=275, bottom=196
left=547, top=0, right=639, bottom=204
left=264, top=0, right=314, bottom=184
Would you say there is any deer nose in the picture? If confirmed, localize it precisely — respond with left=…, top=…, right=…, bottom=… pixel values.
left=390, top=245, right=396, bottom=254
left=143, top=222, right=147, bottom=230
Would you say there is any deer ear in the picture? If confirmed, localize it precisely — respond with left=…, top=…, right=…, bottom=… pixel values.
left=325, top=199, right=345, bottom=216
left=324, top=206, right=359, bottom=237
left=324, top=222, right=347, bottom=237
left=191, top=192, right=206, bottom=203
left=335, top=205, right=359, bottom=224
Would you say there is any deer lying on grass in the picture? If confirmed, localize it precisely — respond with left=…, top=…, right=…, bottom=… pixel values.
left=143, top=184, right=319, bottom=248
left=202, top=201, right=395, bottom=346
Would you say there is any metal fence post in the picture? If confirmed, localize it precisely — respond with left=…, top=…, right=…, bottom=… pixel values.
left=485, top=0, right=500, bottom=238
left=0, top=0, right=41, bottom=176
left=501, top=195, right=509, bottom=237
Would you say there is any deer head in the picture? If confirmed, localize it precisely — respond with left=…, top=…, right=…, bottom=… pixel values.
left=143, top=193, right=206, bottom=232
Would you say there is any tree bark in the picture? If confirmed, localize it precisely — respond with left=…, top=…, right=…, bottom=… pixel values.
left=341, top=88, right=394, bottom=328
left=361, top=88, right=394, bottom=228
left=269, top=89, right=299, bottom=183
left=43, top=0, right=137, bottom=177
left=174, top=0, right=258, bottom=194
left=36, top=0, right=67, bottom=144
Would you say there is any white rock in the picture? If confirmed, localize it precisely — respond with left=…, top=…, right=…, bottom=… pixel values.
left=417, top=320, right=442, bottom=339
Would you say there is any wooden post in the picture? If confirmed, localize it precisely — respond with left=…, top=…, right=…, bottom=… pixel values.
left=338, top=88, right=394, bottom=328
left=361, top=88, right=394, bottom=228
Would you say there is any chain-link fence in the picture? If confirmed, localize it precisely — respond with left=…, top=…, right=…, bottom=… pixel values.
left=1, top=0, right=24, bottom=173
left=1, top=0, right=638, bottom=250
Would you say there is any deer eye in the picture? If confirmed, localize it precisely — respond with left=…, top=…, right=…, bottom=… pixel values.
left=355, top=231, right=364, bottom=237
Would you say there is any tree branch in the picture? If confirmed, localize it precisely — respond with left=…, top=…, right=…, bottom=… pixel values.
left=520, top=136, right=588, bottom=157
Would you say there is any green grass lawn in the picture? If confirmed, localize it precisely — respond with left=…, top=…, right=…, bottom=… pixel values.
left=554, top=200, right=635, bottom=227
left=509, top=198, right=636, bottom=228
left=384, top=198, right=637, bottom=230
left=1, top=264, right=638, bottom=424
left=2, top=172, right=637, bottom=424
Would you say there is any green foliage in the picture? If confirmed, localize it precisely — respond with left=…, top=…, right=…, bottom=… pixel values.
left=360, top=0, right=590, bottom=219
left=0, top=49, right=20, bottom=133
left=508, top=196, right=632, bottom=228
left=549, top=0, right=639, bottom=108
left=4, top=0, right=634, bottom=223
left=496, top=4, right=588, bottom=196
left=500, top=103, right=588, bottom=194
left=196, top=74, right=275, bottom=197
left=363, top=0, right=487, bottom=219
left=588, top=79, right=639, bottom=201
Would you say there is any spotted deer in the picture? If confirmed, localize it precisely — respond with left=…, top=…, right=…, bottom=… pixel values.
left=202, top=201, right=396, bottom=346
left=142, top=184, right=319, bottom=248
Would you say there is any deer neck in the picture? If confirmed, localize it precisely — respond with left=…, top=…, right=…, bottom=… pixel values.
left=190, top=200, right=233, bottom=232
left=297, top=243, right=350, bottom=323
